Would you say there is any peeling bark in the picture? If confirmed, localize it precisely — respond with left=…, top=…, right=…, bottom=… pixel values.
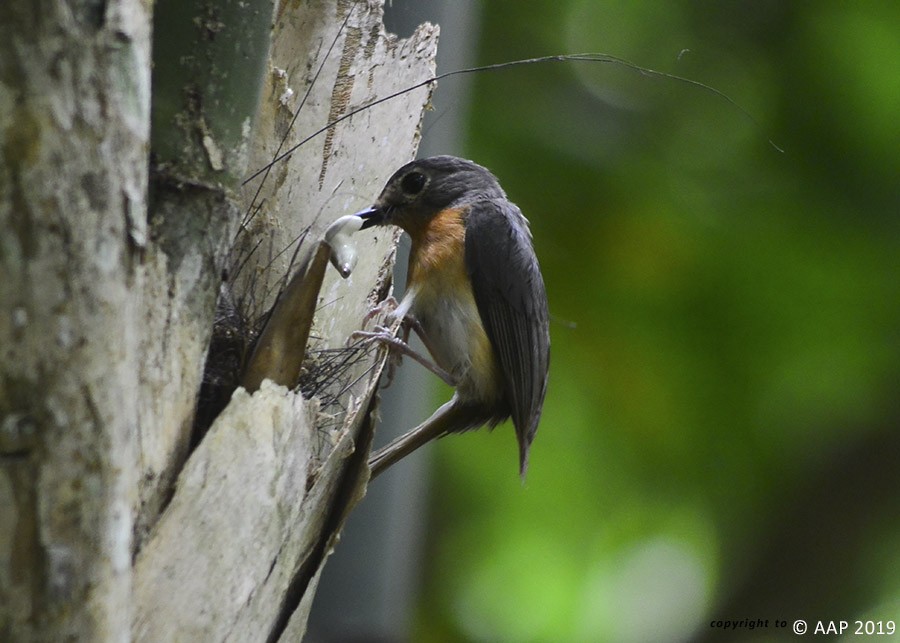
left=1, top=0, right=437, bottom=638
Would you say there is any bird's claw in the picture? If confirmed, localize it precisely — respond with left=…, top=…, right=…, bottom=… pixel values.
left=362, top=296, right=400, bottom=328
left=353, top=300, right=454, bottom=388
left=351, top=326, right=394, bottom=342
left=350, top=327, right=404, bottom=386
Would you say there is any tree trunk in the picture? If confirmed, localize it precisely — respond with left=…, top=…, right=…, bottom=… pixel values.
left=0, top=0, right=437, bottom=639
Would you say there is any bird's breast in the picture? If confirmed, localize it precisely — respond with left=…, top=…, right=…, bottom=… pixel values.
left=406, top=207, right=501, bottom=404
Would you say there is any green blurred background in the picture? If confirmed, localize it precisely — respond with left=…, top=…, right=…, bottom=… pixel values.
left=416, top=2, right=900, bottom=642
left=312, top=2, right=900, bottom=641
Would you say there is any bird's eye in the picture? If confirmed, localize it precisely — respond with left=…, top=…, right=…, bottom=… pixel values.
left=400, top=171, right=426, bottom=195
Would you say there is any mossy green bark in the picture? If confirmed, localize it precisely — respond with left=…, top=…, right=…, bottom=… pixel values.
left=151, top=0, right=275, bottom=187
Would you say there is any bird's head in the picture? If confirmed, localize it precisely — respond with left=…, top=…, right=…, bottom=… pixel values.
left=356, top=156, right=505, bottom=233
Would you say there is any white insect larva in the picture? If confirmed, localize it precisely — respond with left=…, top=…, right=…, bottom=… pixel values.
left=324, top=213, right=365, bottom=278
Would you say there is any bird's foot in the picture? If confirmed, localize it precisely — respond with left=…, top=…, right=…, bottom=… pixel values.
left=362, top=296, right=400, bottom=328
left=351, top=325, right=404, bottom=386
left=351, top=326, right=457, bottom=388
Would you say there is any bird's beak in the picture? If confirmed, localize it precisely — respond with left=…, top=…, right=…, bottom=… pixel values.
left=355, top=206, right=384, bottom=230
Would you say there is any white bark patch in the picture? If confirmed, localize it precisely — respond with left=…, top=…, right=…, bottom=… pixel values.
left=133, top=382, right=315, bottom=641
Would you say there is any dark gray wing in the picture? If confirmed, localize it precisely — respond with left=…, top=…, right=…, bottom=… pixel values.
left=464, top=199, right=550, bottom=474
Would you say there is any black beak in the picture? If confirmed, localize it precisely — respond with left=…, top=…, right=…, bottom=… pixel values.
left=355, top=206, right=384, bottom=230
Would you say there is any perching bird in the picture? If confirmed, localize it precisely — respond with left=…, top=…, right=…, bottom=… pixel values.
left=354, top=155, right=550, bottom=479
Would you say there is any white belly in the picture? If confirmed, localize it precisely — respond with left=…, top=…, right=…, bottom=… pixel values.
left=401, top=284, right=499, bottom=402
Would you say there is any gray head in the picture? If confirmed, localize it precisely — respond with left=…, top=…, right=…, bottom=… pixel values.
left=357, top=156, right=506, bottom=231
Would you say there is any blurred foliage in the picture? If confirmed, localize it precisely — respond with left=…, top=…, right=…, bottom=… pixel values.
left=413, top=2, right=900, bottom=641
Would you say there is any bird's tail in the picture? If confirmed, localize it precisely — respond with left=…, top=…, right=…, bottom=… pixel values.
left=368, top=394, right=489, bottom=479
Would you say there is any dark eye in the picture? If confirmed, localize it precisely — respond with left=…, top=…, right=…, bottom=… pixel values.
left=400, top=171, right=426, bottom=195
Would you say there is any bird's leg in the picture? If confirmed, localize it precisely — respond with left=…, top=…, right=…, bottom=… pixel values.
left=352, top=319, right=458, bottom=388
left=403, top=315, right=444, bottom=369
left=354, top=295, right=408, bottom=385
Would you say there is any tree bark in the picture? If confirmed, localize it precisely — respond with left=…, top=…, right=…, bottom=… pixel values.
left=0, top=0, right=437, bottom=639
left=0, top=1, right=151, bottom=639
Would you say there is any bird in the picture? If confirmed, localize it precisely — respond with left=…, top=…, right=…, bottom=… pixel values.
left=353, top=155, right=550, bottom=479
